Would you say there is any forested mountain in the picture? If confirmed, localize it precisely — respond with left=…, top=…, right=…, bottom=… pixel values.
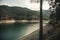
left=0, top=5, right=50, bottom=20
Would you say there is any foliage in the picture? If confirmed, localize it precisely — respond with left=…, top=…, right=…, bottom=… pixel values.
left=0, top=5, right=50, bottom=20
left=45, top=0, right=60, bottom=40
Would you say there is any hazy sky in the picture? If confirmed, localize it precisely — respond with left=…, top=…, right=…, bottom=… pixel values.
left=0, top=0, right=49, bottom=11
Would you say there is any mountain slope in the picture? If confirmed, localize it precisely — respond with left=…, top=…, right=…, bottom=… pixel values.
left=0, top=5, right=50, bottom=20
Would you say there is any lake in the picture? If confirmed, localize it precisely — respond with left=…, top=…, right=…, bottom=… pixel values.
left=0, top=22, right=39, bottom=40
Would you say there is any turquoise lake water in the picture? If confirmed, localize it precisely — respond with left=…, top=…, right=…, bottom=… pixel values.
left=0, top=22, right=39, bottom=40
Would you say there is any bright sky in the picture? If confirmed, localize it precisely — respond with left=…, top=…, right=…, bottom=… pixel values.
left=0, top=0, right=50, bottom=11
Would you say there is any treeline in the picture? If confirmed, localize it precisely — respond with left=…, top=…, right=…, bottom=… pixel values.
left=0, top=5, right=50, bottom=20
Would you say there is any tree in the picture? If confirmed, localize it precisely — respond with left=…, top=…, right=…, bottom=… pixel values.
left=45, top=0, right=60, bottom=40
left=30, top=0, right=44, bottom=40
left=47, top=0, right=60, bottom=28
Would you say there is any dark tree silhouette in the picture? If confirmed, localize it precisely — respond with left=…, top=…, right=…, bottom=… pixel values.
left=45, top=0, right=60, bottom=40
left=47, top=0, right=60, bottom=28
left=30, top=0, right=43, bottom=40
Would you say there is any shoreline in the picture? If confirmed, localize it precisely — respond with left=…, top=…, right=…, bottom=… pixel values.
left=0, top=20, right=49, bottom=24
left=18, top=23, right=47, bottom=40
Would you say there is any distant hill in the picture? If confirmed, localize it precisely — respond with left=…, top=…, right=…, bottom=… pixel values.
left=0, top=5, right=51, bottom=20
left=42, top=10, right=51, bottom=20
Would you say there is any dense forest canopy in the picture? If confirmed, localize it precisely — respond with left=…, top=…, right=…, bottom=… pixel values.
left=0, top=5, right=50, bottom=20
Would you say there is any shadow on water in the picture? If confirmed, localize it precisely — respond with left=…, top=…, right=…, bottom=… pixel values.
left=0, top=22, right=39, bottom=40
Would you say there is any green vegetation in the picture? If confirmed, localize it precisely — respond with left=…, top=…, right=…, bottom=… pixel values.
left=0, top=5, right=50, bottom=20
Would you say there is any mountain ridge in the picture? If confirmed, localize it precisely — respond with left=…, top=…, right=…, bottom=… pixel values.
left=0, top=5, right=50, bottom=20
